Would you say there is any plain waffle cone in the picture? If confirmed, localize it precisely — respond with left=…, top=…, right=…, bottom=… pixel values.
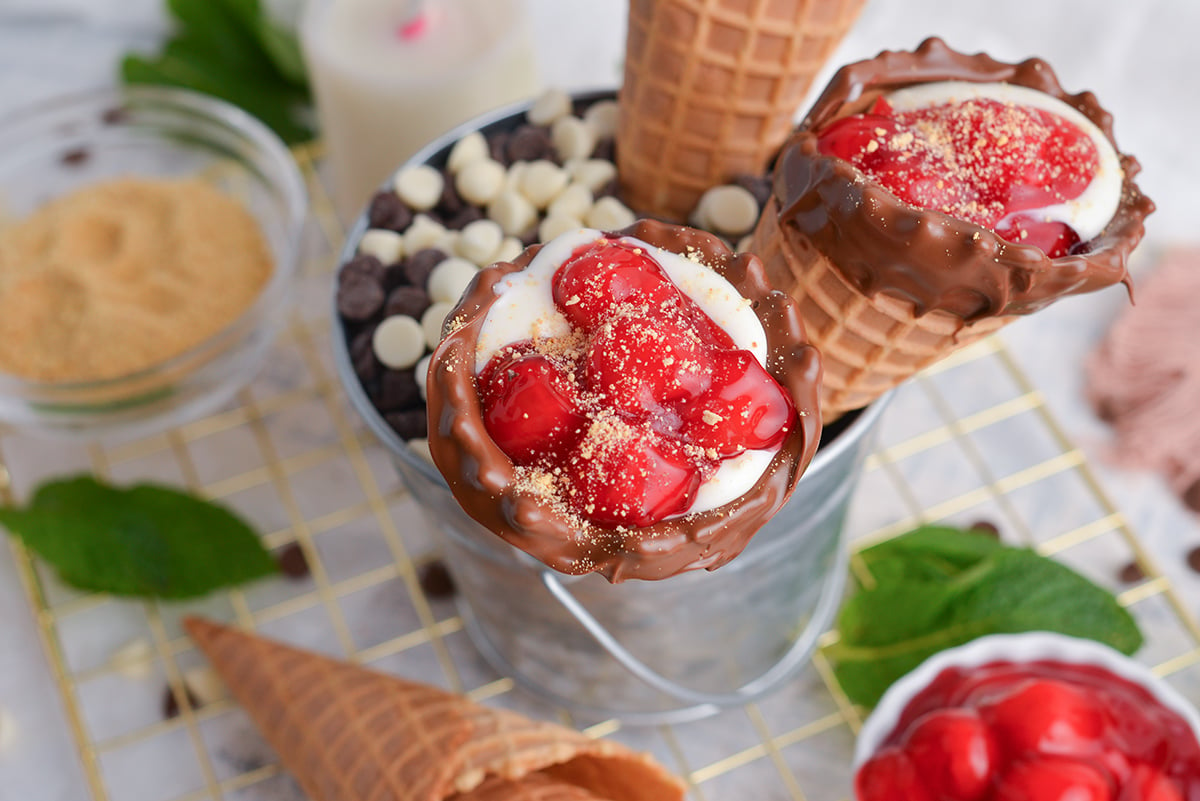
left=617, top=0, right=866, bottom=221
left=456, top=774, right=607, bottom=801
left=184, top=618, right=685, bottom=801
left=753, top=198, right=1016, bottom=418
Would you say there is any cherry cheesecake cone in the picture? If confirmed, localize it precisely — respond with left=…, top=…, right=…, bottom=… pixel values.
left=617, top=0, right=866, bottom=222
left=749, top=37, right=1154, bottom=420
left=183, top=617, right=685, bottom=801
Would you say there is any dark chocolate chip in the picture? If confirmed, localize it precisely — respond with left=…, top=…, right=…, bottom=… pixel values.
left=733, top=173, right=773, bottom=209
left=350, top=327, right=381, bottom=383
left=101, top=106, right=130, bottom=125
left=163, top=683, right=201, bottom=719
left=446, top=205, right=485, bottom=230
left=383, top=262, right=411, bottom=292
left=1187, top=545, right=1200, bottom=575
left=385, top=409, right=427, bottom=440
left=336, top=272, right=385, bottom=321
left=506, top=125, right=554, bottom=163
left=276, top=542, right=310, bottom=579
left=436, top=171, right=466, bottom=218
left=377, top=369, right=422, bottom=412
left=404, top=248, right=447, bottom=289
left=1183, top=478, right=1200, bottom=512
left=1117, top=560, right=1145, bottom=583
left=60, top=147, right=90, bottom=166
left=594, top=177, right=620, bottom=200
left=968, top=520, right=1001, bottom=539
left=1094, top=397, right=1118, bottom=424
left=488, top=131, right=512, bottom=166
left=384, top=285, right=431, bottom=319
left=418, top=559, right=456, bottom=599
left=591, top=137, right=615, bottom=163
left=519, top=228, right=540, bottom=247
left=340, top=254, right=387, bottom=283
left=367, top=191, right=414, bottom=232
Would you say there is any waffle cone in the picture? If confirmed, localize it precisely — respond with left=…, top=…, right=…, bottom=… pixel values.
left=184, top=618, right=685, bottom=801
left=617, top=0, right=866, bottom=221
left=753, top=198, right=1016, bottom=418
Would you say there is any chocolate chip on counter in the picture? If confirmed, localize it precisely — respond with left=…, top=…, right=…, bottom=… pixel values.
left=418, top=559, right=457, bottom=599
left=60, top=147, right=90, bottom=166
left=367, top=190, right=414, bottom=232
left=350, top=327, right=381, bottom=383
left=385, top=408, right=427, bottom=440
left=488, top=131, right=512, bottom=166
left=733, top=173, right=773, bottom=209
left=404, top=248, right=447, bottom=288
left=276, top=542, right=311, bottom=579
left=1183, top=478, right=1200, bottom=512
left=591, top=137, right=615, bottom=163
left=377, top=368, right=422, bottom=412
left=384, top=285, right=432, bottom=319
left=506, top=125, right=555, bottom=163
left=340, top=254, right=387, bottom=284
left=446, top=205, right=485, bottom=231
left=968, top=520, right=1001, bottom=539
left=101, top=106, right=130, bottom=125
left=336, top=272, right=385, bottom=321
left=163, top=683, right=201, bottom=720
left=1187, top=545, right=1200, bottom=575
left=1094, top=397, right=1118, bottom=424
left=1117, top=560, right=1145, bottom=584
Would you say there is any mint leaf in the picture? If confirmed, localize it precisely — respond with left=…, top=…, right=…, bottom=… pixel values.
left=829, top=527, right=1143, bottom=708
left=0, top=476, right=278, bottom=599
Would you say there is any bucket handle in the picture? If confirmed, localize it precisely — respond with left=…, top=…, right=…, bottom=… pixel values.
left=537, top=541, right=848, bottom=708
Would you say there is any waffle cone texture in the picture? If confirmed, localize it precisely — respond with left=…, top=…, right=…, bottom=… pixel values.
left=184, top=618, right=685, bottom=801
left=617, top=0, right=866, bottom=221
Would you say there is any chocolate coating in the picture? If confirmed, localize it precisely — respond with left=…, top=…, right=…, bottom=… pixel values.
left=425, top=220, right=823, bottom=583
left=768, top=37, right=1154, bottom=320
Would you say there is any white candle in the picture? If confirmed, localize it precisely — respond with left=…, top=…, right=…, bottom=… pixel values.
left=301, top=0, right=541, bottom=220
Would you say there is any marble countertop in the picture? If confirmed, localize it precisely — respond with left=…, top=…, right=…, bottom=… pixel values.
left=2, top=2, right=1199, bottom=800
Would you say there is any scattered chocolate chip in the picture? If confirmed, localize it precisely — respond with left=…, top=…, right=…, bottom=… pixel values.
left=384, top=285, right=431, bottom=319
left=1183, top=479, right=1200, bottom=513
left=163, top=683, right=201, bottom=719
left=488, top=131, right=512, bottom=166
left=1094, top=397, right=1118, bottom=424
left=1117, top=560, right=1145, bottom=584
left=404, top=248, right=447, bottom=288
left=377, top=369, right=422, bottom=412
left=276, top=542, right=310, bottom=579
left=367, top=191, right=414, bottom=232
left=101, top=106, right=130, bottom=125
left=350, top=327, right=381, bottom=383
left=60, top=147, right=90, bottom=166
left=446, top=205, right=485, bottom=230
left=506, top=125, right=554, bottom=163
left=385, top=408, right=427, bottom=440
left=340, top=254, right=387, bottom=284
left=968, top=520, right=1001, bottom=539
left=418, top=559, right=456, bottom=599
left=733, top=173, right=773, bottom=209
left=591, top=137, right=615, bottom=163
left=1187, top=545, right=1200, bottom=575
left=336, top=272, right=385, bottom=321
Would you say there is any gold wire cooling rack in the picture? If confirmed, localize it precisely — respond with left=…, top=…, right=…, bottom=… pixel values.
left=7, top=145, right=1200, bottom=801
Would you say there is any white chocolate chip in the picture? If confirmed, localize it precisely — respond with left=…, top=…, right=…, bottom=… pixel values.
left=427, top=256, right=479, bottom=304
left=503, top=161, right=528, bottom=193
left=456, top=219, right=504, bottom=265
left=551, top=116, right=596, bottom=162
left=433, top=230, right=460, bottom=257
left=403, top=214, right=447, bottom=254
left=737, top=234, right=754, bottom=253
left=183, top=666, right=227, bottom=707
left=566, top=158, right=617, bottom=193
left=408, top=438, right=435, bottom=465
left=455, top=158, right=506, bottom=206
left=446, top=131, right=489, bottom=173
left=421, top=302, right=455, bottom=349
left=110, top=637, right=154, bottom=681
left=695, top=185, right=759, bottom=237
left=539, top=213, right=584, bottom=243
left=415, top=354, right=432, bottom=400
left=547, top=183, right=593, bottom=220
left=487, top=190, right=538, bottom=237
left=583, top=100, right=620, bottom=139
left=491, top=236, right=524, bottom=264
left=373, top=315, right=427, bottom=369
left=358, top=228, right=405, bottom=265
left=585, top=196, right=636, bottom=230
left=393, top=164, right=443, bottom=211
left=527, top=88, right=572, bottom=126
left=518, top=160, right=569, bottom=209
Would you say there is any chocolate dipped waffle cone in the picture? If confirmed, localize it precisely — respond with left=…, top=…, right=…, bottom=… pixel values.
left=183, top=617, right=685, bottom=801
left=617, top=0, right=866, bottom=222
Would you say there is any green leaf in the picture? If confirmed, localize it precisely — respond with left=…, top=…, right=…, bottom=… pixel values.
left=0, top=476, right=278, bottom=599
left=829, top=528, right=1143, bottom=709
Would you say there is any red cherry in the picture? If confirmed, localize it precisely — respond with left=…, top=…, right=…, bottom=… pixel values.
left=552, top=239, right=681, bottom=329
left=993, top=758, right=1112, bottom=801
left=584, top=307, right=713, bottom=417
left=565, top=425, right=704, bottom=528
left=816, top=113, right=902, bottom=164
left=1124, top=764, right=1184, bottom=801
left=981, top=678, right=1107, bottom=760
left=904, top=709, right=999, bottom=801
left=679, top=349, right=795, bottom=457
left=855, top=747, right=934, bottom=801
left=481, top=351, right=586, bottom=464
left=993, top=216, right=1081, bottom=258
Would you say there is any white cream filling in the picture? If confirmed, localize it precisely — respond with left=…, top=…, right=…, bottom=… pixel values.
left=885, top=81, right=1123, bottom=243
left=476, top=227, right=779, bottom=517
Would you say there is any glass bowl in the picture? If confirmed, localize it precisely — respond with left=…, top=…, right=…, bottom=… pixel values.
left=0, top=86, right=307, bottom=440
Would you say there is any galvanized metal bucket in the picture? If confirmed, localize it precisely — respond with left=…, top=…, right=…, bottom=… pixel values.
left=332, top=92, right=891, bottom=723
